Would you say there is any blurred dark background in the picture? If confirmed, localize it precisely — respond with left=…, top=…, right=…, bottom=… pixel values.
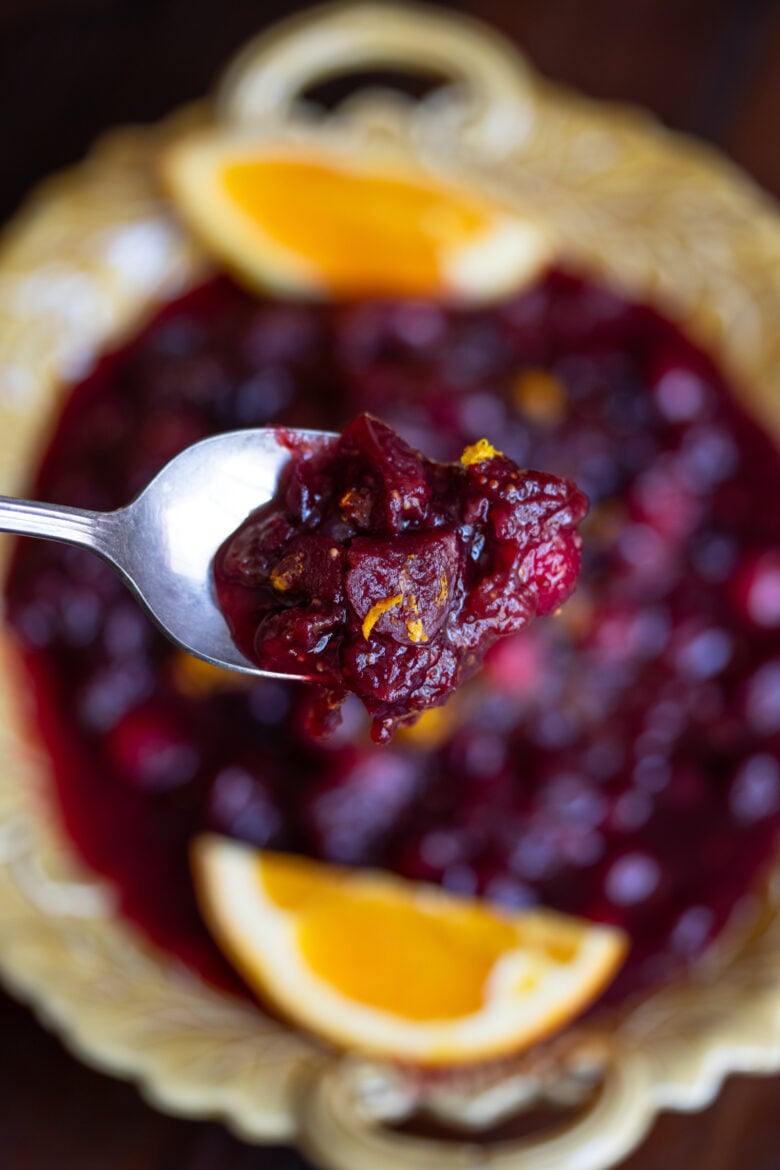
left=1, top=0, right=780, bottom=225
left=2, top=1, right=780, bottom=1168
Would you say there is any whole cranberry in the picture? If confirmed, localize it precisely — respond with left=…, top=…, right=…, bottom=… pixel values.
left=206, top=762, right=285, bottom=848
left=300, top=747, right=419, bottom=864
left=105, top=704, right=199, bottom=792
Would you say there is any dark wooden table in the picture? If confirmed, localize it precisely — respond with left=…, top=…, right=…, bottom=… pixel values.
left=2, top=1, right=780, bottom=1166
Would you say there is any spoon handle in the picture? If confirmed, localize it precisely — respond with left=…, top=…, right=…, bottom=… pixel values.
left=0, top=497, right=118, bottom=559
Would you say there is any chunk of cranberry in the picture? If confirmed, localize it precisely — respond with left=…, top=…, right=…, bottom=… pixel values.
left=337, top=411, right=432, bottom=529
left=218, top=513, right=296, bottom=587
left=345, top=532, right=460, bottom=643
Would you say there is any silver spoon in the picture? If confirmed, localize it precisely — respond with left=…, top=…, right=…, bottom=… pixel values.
left=0, top=428, right=336, bottom=679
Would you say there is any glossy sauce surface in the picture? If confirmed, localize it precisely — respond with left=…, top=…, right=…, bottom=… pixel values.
left=7, top=271, right=780, bottom=999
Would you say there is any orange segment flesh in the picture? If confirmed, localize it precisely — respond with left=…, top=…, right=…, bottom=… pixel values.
left=264, top=855, right=515, bottom=1020
left=223, top=158, right=489, bottom=297
left=192, top=836, right=628, bottom=1066
left=162, top=136, right=553, bottom=302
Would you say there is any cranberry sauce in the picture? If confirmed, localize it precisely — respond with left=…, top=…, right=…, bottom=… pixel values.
left=214, top=414, right=587, bottom=742
left=7, top=271, right=780, bottom=999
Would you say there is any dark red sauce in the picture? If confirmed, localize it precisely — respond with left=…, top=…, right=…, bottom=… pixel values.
left=214, top=413, right=587, bottom=742
left=7, top=270, right=780, bottom=1000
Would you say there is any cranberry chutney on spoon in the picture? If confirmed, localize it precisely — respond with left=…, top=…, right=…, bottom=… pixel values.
left=214, top=413, right=587, bottom=742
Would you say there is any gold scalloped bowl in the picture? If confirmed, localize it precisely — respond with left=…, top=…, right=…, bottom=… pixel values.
left=2, top=5, right=780, bottom=1170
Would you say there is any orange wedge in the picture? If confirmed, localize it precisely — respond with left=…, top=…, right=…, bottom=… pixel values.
left=162, top=136, right=551, bottom=301
left=192, top=836, right=627, bottom=1067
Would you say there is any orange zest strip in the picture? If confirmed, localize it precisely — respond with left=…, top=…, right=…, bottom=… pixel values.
left=361, top=593, right=403, bottom=640
left=461, top=438, right=502, bottom=466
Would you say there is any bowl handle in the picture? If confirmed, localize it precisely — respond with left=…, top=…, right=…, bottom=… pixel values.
left=296, top=1043, right=656, bottom=1170
left=217, top=1, right=537, bottom=150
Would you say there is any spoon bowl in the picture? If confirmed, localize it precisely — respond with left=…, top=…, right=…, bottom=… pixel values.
left=0, top=428, right=335, bottom=677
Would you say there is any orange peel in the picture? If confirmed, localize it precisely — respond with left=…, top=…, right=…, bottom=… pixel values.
left=361, top=593, right=403, bottom=640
